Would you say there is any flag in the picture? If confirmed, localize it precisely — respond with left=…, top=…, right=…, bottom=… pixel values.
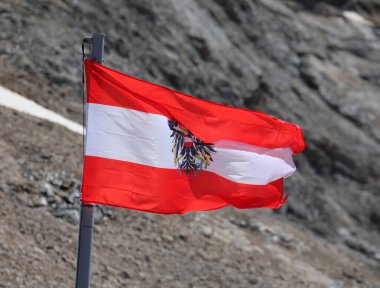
left=81, top=59, right=305, bottom=214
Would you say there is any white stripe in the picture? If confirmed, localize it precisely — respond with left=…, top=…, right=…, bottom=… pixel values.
left=86, top=103, right=296, bottom=185
left=0, top=85, right=83, bottom=134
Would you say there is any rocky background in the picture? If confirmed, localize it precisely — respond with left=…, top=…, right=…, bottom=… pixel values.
left=0, top=0, right=380, bottom=287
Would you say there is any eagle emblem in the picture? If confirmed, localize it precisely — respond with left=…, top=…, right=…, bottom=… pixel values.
left=168, top=120, right=216, bottom=175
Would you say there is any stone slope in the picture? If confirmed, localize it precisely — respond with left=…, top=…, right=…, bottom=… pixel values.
left=1, top=0, right=380, bottom=286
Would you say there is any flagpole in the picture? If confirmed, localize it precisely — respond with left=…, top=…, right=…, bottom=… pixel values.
left=75, top=33, right=105, bottom=288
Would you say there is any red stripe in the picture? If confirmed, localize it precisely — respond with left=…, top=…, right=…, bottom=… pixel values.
left=81, top=156, right=286, bottom=214
left=84, top=60, right=305, bottom=154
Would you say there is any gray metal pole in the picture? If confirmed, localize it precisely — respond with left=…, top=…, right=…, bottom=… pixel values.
left=75, top=33, right=105, bottom=288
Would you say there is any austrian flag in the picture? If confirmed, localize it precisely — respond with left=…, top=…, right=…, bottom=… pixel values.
left=82, top=59, right=305, bottom=214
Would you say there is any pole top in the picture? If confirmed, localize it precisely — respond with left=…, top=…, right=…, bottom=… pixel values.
left=83, top=33, right=105, bottom=64
left=92, top=32, right=105, bottom=38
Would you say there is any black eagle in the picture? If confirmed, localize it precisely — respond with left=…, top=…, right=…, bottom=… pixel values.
left=168, top=120, right=216, bottom=175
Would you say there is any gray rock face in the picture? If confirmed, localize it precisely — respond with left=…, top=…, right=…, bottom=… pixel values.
left=1, top=0, right=380, bottom=286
